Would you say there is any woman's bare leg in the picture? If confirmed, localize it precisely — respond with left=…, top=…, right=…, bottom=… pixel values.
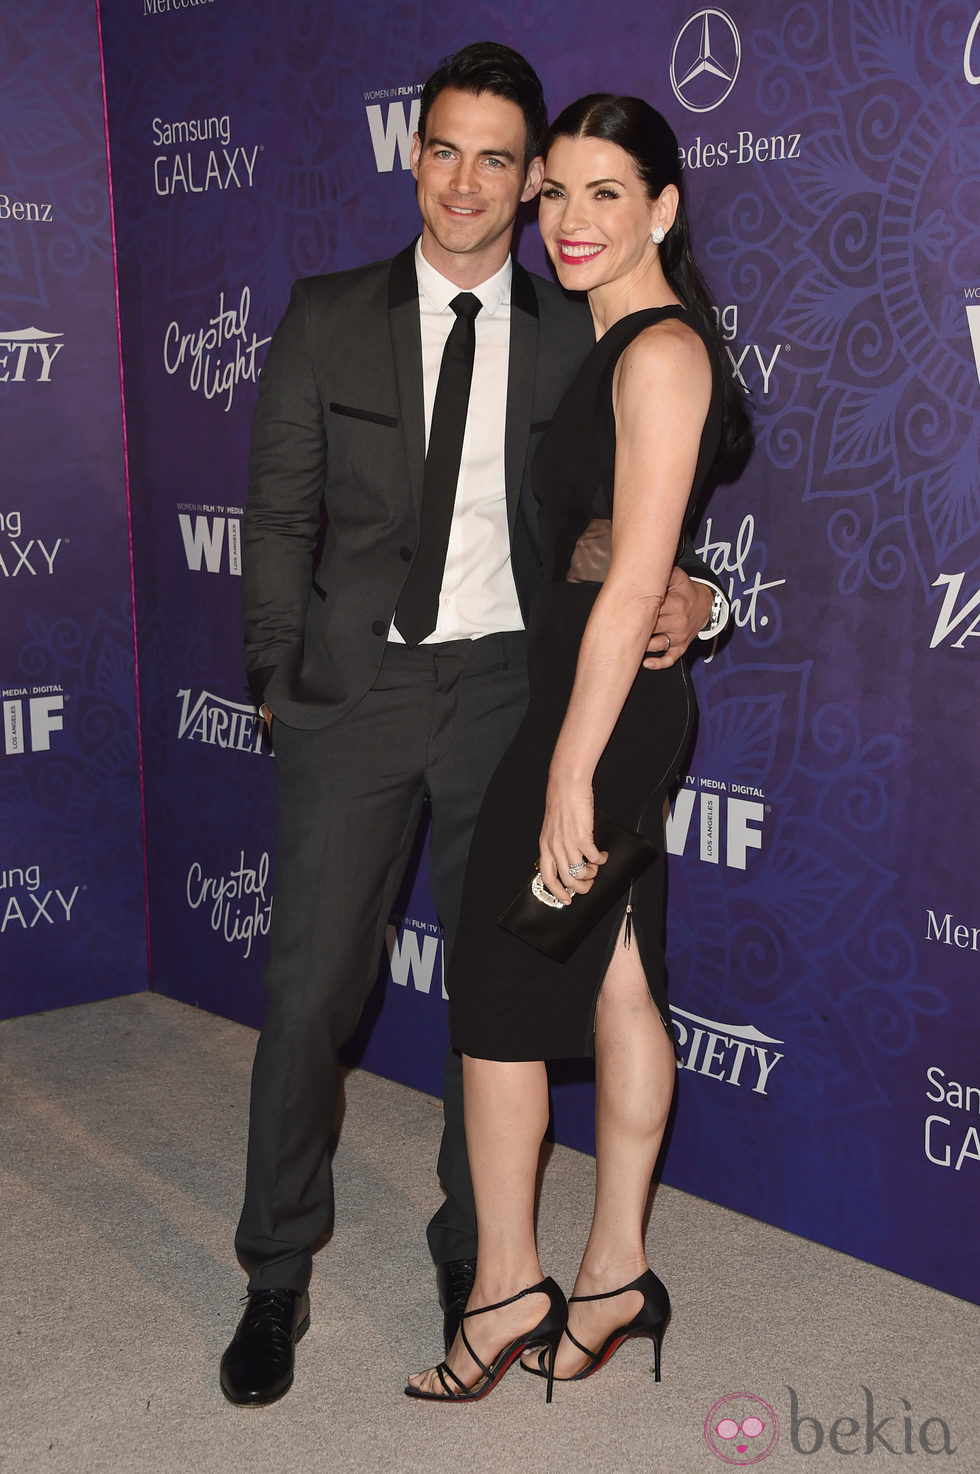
left=552, top=926, right=675, bottom=1376
left=408, top=1056, right=552, bottom=1393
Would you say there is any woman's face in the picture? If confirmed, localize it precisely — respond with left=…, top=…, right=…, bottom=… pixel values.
left=538, top=134, right=674, bottom=293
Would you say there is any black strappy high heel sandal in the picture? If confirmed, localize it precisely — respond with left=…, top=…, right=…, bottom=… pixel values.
left=405, top=1276, right=567, bottom=1404
left=523, top=1268, right=670, bottom=1382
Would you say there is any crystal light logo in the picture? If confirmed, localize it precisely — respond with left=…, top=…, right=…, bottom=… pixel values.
left=697, top=512, right=786, bottom=641
left=672, top=1007, right=783, bottom=1095
left=667, top=775, right=766, bottom=869
left=178, top=507, right=241, bottom=575
left=163, top=286, right=269, bottom=412
left=929, top=573, right=980, bottom=649
left=1, top=510, right=65, bottom=578
left=177, top=688, right=267, bottom=754
left=0, top=328, right=63, bottom=383
left=924, top=1064, right=980, bottom=1174
left=966, top=10, right=980, bottom=83
left=186, top=851, right=270, bottom=959
left=670, top=9, right=740, bottom=113
left=705, top=1392, right=778, bottom=1464
left=2, top=687, right=65, bottom=755
left=365, top=90, right=422, bottom=172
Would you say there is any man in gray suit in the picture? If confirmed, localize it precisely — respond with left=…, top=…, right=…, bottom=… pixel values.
left=221, top=42, right=726, bottom=1405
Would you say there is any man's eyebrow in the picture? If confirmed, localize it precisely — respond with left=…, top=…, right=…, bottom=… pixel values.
left=426, top=135, right=517, bottom=162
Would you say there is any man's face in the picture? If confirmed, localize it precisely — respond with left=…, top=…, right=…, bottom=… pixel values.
left=411, top=87, right=543, bottom=283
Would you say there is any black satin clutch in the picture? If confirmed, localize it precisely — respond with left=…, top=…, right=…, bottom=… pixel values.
left=496, top=809, right=657, bottom=963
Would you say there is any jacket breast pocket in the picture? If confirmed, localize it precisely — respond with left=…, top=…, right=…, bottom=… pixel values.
left=329, top=402, right=399, bottom=428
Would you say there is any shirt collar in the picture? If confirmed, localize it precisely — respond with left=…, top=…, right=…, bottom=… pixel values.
left=414, top=239, right=512, bottom=317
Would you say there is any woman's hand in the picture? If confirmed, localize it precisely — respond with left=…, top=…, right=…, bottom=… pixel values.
left=537, top=776, right=608, bottom=906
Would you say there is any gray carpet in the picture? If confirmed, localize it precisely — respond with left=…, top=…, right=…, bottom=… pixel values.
left=0, top=993, right=976, bottom=1474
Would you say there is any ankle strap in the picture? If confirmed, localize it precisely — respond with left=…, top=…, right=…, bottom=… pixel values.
left=462, top=1277, right=549, bottom=1321
left=568, top=1269, right=649, bottom=1305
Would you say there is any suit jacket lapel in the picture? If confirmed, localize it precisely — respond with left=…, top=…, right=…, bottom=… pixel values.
left=388, top=242, right=425, bottom=517
left=505, top=261, right=539, bottom=532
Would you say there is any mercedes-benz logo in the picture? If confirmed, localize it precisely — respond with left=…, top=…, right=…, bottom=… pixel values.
left=670, top=9, right=741, bottom=113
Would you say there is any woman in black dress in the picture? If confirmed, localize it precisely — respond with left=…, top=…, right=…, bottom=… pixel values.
left=408, top=95, right=749, bottom=1402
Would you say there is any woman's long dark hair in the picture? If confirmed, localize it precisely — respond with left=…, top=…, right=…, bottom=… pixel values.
left=544, top=94, right=751, bottom=476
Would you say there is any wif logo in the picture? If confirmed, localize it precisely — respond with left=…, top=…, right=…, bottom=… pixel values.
left=2, top=689, right=65, bottom=755
left=365, top=94, right=421, bottom=172
left=966, top=301, right=980, bottom=385
left=667, top=777, right=766, bottom=869
left=0, top=328, right=63, bottom=383
left=179, top=511, right=241, bottom=575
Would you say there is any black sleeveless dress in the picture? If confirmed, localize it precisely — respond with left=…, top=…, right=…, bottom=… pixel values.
left=449, top=306, right=723, bottom=1061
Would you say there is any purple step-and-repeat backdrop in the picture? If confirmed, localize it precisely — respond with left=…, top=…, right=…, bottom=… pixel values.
left=3, top=0, right=978, bottom=1305
left=1, top=0, right=146, bottom=1016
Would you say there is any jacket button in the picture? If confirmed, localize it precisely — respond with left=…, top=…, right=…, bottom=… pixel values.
left=371, top=620, right=387, bottom=636
left=399, top=546, right=413, bottom=561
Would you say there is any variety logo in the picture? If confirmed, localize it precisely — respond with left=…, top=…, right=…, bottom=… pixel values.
left=0, top=194, right=54, bottom=222
left=186, top=851, right=270, bottom=959
left=1, top=509, right=66, bottom=578
left=670, top=9, right=741, bottom=113
left=0, top=862, right=81, bottom=934
left=385, top=917, right=447, bottom=999
left=176, top=688, right=267, bottom=754
left=164, top=286, right=270, bottom=410
left=153, top=114, right=260, bottom=196
left=672, top=1006, right=783, bottom=1095
left=667, top=775, right=767, bottom=870
left=2, top=687, right=66, bottom=755
left=966, top=9, right=980, bottom=84
left=929, top=572, right=980, bottom=649
left=365, top=93, right=422, bottom=172
left=924, top=1064, right=980, bottom=1174
left=0, top=328, right=63, bottom=383
left=178, top=508, right=242, bottom=575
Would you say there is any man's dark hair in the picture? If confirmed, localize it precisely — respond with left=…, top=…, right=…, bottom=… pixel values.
left=417, top=41, right=547, bottom=171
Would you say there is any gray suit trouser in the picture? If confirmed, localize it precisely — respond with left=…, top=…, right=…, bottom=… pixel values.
left=235, top=632, right=528, bottom=1291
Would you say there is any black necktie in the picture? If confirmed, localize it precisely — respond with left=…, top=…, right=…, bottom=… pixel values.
left=395, top=292, right=482, bottom=646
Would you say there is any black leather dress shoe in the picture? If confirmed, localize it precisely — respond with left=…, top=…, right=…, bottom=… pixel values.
left=435, top=1258, right=476, bottom=1354
left=219, top=1287, right=310, bottom=1405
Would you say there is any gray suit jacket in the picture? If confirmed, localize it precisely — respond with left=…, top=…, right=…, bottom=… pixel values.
left=242, top=242, right=593, bottom=727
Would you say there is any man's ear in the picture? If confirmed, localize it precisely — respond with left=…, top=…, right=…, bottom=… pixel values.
left=410, top=132, right=422, bottom=180
left=521, top=155, right=544, bottom=203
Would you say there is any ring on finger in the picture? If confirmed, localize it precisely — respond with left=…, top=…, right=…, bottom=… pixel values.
left=568, top=860, right=588, bottom=877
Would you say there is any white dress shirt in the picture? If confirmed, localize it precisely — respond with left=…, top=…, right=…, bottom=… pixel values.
left=388, top=244, right=523, bottom=644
